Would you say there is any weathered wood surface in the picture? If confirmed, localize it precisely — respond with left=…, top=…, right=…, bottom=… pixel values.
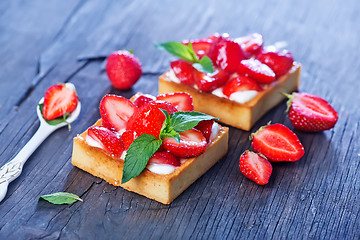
left=0, top=0, right=359, bottom=239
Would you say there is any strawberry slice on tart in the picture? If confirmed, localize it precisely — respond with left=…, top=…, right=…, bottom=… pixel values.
left=156, top=92, right=194, bottom=111
left=237, top=59, right=276, bottom=84
left=194, top=67, right=230, bottom=92
left=170, top=60, right=196, bottom=85
left=222, top=76, right=262, bottom=103
left=235, top=33, right=264, bottom=58
left=87, top=126, right=124, bottom=158
left=256, top=47, right=294, bottom=78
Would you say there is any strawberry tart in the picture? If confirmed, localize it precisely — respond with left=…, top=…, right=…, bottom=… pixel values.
left=72, top=92, right=228, bottom=204
left=157, top=33, right=301, bottom=130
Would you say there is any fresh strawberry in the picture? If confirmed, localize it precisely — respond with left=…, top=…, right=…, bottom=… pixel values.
left=195, top=120, right=214, bottom=142
left=100, top=94, right=136, bottom=132
left=285, top=92, right=338, bottom=132
left=87, top=126, right=124, bottom=158
left=181, top=39, right=213, bottom=59
left=162, top=129, right=207, bottom=158
left=256, top=47, right=294, bottom=78
left=121, top=129, right=139, bottom=149
left=194, top=67, right=230, bottom=92
left=208, top=35, right=246, bottom=73
left=156, top=92, right=194, bottom=111
left=239, top=150, right=272, bottom=185
left=132, top=93, right=155, bottom=107
left=251, top=123, right=305, bottom=162
left=155, top=100, right=178, bottom=114
left=42, top=84, right=78, bottom=121
left=147, top=151, right=180, bottom=167
left=170, top=60, right=196, bottom=85
left=235, top=33, right=264, bottom=57
left=105, top=50, right=142, bottom=90
left=222, top=76, right=262, bottom=98
left=237, top=59, right=276, bottom=84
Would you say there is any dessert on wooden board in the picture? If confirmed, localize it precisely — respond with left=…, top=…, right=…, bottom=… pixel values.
left=72, top=92, right=228, bottom=204
left=157, top=33, right=301, bottom=130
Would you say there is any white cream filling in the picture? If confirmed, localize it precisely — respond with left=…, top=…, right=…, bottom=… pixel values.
left=209, top=122, right=220, bottom=141
left=85, top=134, right=103, bottom=149
left=167, top=69, right=181, bottom=83
left=212, top=88, right=226, bottom=98
left=229, top=90, right=259, bottom=104
left=146, top=163, right=177, bottom=175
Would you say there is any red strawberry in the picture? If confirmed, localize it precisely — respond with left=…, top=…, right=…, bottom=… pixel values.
left=182, top=39, right=213, bottom=59
left=147, top=151, right=180, bottom=167
left=156, top=92, right=194, bottom=111
left=251, top=123, right=305, bottom=162
left=121, top=129, right=139, bottom=149
left=194, top=68, right=230, bottom=92
left=256, top=47, right=294, bottom=78
left=42, top=84, right=78, bottom=120
left=237, top=59, right=276, bottom=84
left=235, top=33, right=264, bottom=57
left=105, top=50, right=142, bottom=90
left=100, top=95, right=136, bottom=132
left=205, top=33, right=220, bottom=41
left=155, top=100, right=178, bottom=114
left=285, top=92, right=338, bottom=132
left=132, top=93, right=155, bottom=107
left=208, top=35, right=246, bottom=73
left=195, top=120, right=214, bottom=143
left=87, top=126, right=124, bottom=158
left=239, top=150, right=272, bottom=185
left=170, top=60, right=196, bottom=85
left=162, top=129, right=207, bottom=158
left=222, top=76, right=262, bottom=98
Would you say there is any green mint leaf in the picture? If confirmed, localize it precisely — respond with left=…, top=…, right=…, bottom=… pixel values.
left=155, top=42, right=195, bottom=63
left=192, top=55, right=214, bottom=73
left=169, top=111, right=218, bottom=133
left=122, top=134, right=162, bottom=184
left=39, top=192, right=83, bottom=205
left=38, top=104, right=71, bottom=126
left=187, top=42, right=200, bottom=63
left=160, top=130, right=180, bottom=144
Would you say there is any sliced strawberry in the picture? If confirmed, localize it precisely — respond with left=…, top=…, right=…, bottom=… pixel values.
left=194, top=68, right=230, bottom=92
left=237, top=59, right=276, bottom=84
left=121, top=129, right=139, bottom=149
left=132, top=93, right=155, bottom=108
left=256, top=47, right=294, bottom=78
left=195, top=120, right=214, bottom=143
left=42, top=84, right=78, bottom=120
left=285, top=92, right=338, bottom=132
left=251, top=123, right=305, bottom=162
left=100, top=95, right=136, bottom=132
left=156, top=92, right=194, bottom=111
left=148, top=151, right=181, bottom=167
left=87, top=126, right=124, bottom=158
left=239, top=150, right=272, bottom=185
left=170, top=60, right=196, bottom=85
left=155, top=100, right=178, bottom=114
left=162, top=129, right=207, bottom=158
left=182, top=39, right=212, bottom=59
left=235, top=33, right=264, bottom=57
left=222, top=76, right=262, bottom=98
left=208, top=35, right=246, bottom=73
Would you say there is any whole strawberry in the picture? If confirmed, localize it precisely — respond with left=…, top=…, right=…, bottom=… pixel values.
left=285, top=92, right=338, bottom=132
left=105, top=50, right=142, bottom=90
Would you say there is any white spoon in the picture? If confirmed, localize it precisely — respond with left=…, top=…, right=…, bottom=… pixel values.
left=0, top=83, right=81, bottom=203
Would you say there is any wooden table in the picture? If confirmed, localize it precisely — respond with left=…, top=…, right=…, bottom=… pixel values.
left=1, top=0, right=359, bottom=239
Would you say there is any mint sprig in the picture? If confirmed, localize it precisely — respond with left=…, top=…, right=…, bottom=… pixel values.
left=121, top=110, right=218, bottom=183
left=39, top=192, right=83, bottom=205
left=155, top=41, right=214, bottom=73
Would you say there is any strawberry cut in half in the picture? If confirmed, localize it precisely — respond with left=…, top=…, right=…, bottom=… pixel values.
left=235, top=33, right=264, bottom=57
left=87, top=126, right=124, bottom=158
left=195, top=120, right=214, bottom=143
left=132, top=93, right=156, bottom=108
left=239, top=150, right=272, bottom=185
left=162, top=129, right=207, bottom=158
left=237, top=59, right=276, bottom=84
left=194, top=67, right=230, bottom=92
left=251, top=123, right=305, bottom=162
left=121, top=129, right=139, bottom=149
left=156, top=92, right=194, bottom=111
left=285, top=92, right=338, bottom=132
left=147, top=151, right=181, bottom=167
left=256, top=47, right=294, bottom=78
left=222, top=76, right=262, bottom=98
left=100, top=94, right=136, bottom=132
left=42, top=84, right=78, bottom=121
left=181, top=39, right=213, bottom=59
left=170, top=60, right=196, bottom=85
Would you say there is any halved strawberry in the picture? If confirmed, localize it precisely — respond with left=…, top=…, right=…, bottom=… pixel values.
left=181, top=39, right=213, bottom=59
left=237, top=59, right=276, bottom=84
left=285, top=92, right=338, bottom=132
left=132, top=93, right=155, bottom=108
left=195, top=120, right=214, bottom=143
left=256, top=47, right=294, bottom=78
left=170, top=60, right=196, bottom=85
left=194, top=67, right=230, bottom=92
left=87, top=126, right=124, bottom=158
left=156, top=92, right=194, bottom=111
left=235, top=33, right=264, bottom=57
left=251, top=123, right=305, bottom=162
left=162, top=129, right=207, bottom=158
left=147, top=151, right=180, bottom=167
left=222, top=76, right=262, bottom=98
left=100, top=95, right=136, bottom=132
left=42, top=84, right=78, bottom=120
left=121, top=129, right=139, bottom=149
left=239, top=150, right=272, bottom=185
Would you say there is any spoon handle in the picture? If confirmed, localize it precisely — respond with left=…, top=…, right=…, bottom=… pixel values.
left=0, top=123, right=54, bottom=202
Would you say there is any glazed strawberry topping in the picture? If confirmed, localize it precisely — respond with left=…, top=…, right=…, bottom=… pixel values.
left=132, top=94, right=155, bottom=107
left=156, top=92, right=194, bottom=111
left=147, top=151, right=181, bottom=167
left=42, top=84, right=78, bottom=121
left=100, top=94, right=136, bottom=131
left=162, top=129, right=207, bottom=158
left=256, top=47, right=294, bottom=78
left=87, top=126, right=124, bottom=158
left=121, top=129, right=139, bottom=149
left=194, top=67, right=230, bottom=92
left=170, top=60, right=196, bottom=85
left=235, top=33, right=264, bottom=57
left=239, top=151, right=272, bottom=185
left=237, top=59, right=276, bottom=84
left=222, top=76, right=262, bottom=98
left=195, top=120, right=214, bottom=143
